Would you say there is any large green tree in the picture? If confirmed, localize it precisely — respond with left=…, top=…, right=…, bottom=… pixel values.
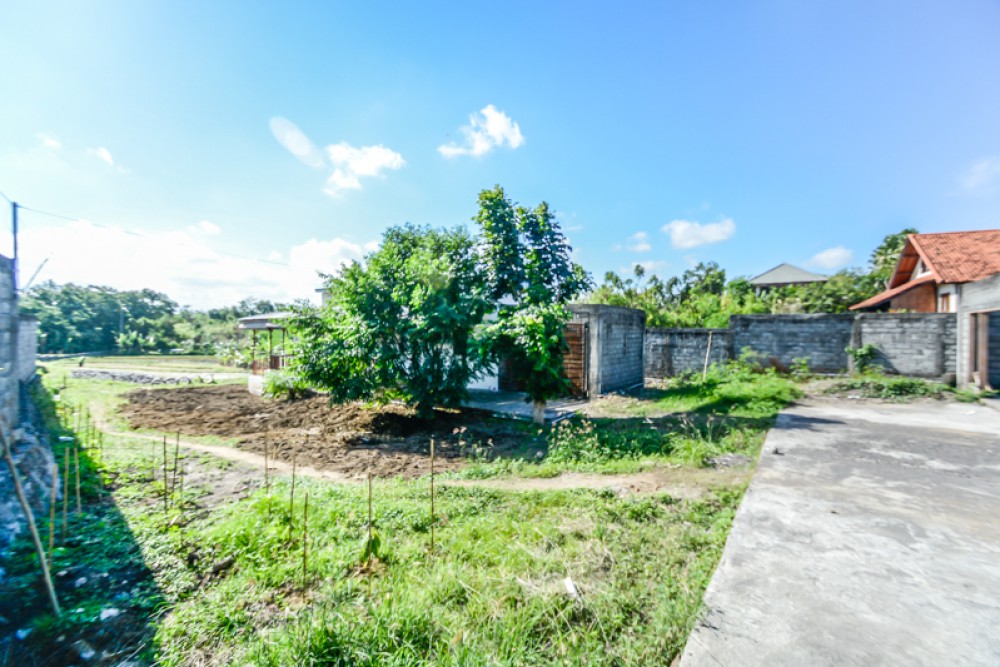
left=477, top=186, right=590, bottom=423
left=288, top=224, right=490, bottom=418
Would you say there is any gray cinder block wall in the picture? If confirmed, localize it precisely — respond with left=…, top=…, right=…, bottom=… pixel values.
left=645, top=328, right=730, bottom=378
left=644, top=312, right=960, bottom=381
left=569, top=304, right=645, bottom=395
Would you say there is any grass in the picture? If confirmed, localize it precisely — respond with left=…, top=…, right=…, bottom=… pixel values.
left=823, top=372, right=990, bottom=402
left=2, top=368, right=757, bottom=665
left=45, top=354, right=239, bottom=376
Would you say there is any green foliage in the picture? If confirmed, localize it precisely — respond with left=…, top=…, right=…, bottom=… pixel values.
left=477, top=186, right=591, bottom=407
left=824, top=374, right=948, bottom=400
left=263, top=370, right=314, bottom=400
left=586, top=228, right=916, bottom=326
left=845, top=343, right=878, bottom=372
left=289, top=224, right=490, bottom=418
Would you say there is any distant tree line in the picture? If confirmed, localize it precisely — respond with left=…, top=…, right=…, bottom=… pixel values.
left=585, top=229, right=915, bottom=327
left=19, top=282, right=287, bottom=355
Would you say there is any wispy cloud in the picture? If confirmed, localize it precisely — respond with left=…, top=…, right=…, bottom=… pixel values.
left=37, top=133, right=61, bottom=149
left=269, top=117, right=404, bottom=197
left=189, top=220, right=222, bottom=236
left=807, top=245, right=852, bottom=270
left=325, top=143, right=405, bottom=196
left=661, top=218, right=735, bottom=249
left=957, top=157, right=1000, bottom=194
left=626, top=231, right=651, bottom=253
left=270, top=117, right=325, bottom=168
left=619, top=260, right=667, bottom=275
left=438, top=105, right=524, bottom=158
left=88, top=146, right=128, bottom=173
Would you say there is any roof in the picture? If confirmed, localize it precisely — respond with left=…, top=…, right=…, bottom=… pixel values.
left=903, top=230, right=1000, bottom=285
left=849, top=274, right=936, bottom=310
left=749, top=263, right=827, bottom=286
left=237, top=311, right=293, bottom=330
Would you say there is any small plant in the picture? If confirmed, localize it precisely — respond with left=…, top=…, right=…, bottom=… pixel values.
left=824, top=375, right=947, bottom=401
left=789, top=357, right=811, bottom=380
left=263, top=371, right=314, bottom=400
left=545, top=418, right=605, bottom=464
left=846, top=344, right=878, bottom=373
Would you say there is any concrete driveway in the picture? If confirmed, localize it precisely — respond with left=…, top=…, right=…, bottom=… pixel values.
left=680, top=400, right=1000, bottom=667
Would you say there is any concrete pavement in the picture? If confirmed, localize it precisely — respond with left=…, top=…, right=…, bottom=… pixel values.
left=680, top=399, right=1000, bottom=667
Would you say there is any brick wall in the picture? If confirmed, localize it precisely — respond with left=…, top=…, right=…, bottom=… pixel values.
left=645, top=328, right=730, bottom=378
left=852, top=313, right=955, bottom=378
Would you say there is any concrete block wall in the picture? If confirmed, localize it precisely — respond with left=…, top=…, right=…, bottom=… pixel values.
left=853, top=313, right=955, bottom=378
left=569, top=304, right=645, bottom=395
left=731, top=314, right=855, bottom=373
left=645, top=328, right=730, bottom=378
left=957, top=274, right=1000, bottom=387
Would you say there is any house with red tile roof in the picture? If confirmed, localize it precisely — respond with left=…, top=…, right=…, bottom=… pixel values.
left=852, top=230, right=1000, bottom=390
left=851, top=230, right=1000, bottom=313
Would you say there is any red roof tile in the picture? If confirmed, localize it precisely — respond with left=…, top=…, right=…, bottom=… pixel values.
left=849, top=274, right=936, bottom=310
left=910, top=229, right=1000, bottom=284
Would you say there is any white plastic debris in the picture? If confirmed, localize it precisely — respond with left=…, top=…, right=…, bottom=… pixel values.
left=563, top=577, right=581, bottom=600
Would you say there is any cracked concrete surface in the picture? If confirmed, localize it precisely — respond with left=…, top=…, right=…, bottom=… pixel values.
left=680, top=400, right=1000, bottom=667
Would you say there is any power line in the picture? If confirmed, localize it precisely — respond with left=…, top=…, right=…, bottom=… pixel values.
left=5, top=195, right=290, bottom=267
left=0, top=191, right=11, bottom=204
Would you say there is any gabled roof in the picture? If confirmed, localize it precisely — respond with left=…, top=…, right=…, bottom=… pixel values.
left=237, top=311, right=293, bottom=330
left=749, top=263, right=827, bottom=287
left=899, top=230, right=1000, bottom=285
left=849, top=274, right=936, bottom=311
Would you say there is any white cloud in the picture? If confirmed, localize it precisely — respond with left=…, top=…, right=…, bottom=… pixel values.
left=438, top=105, right=524, bottom=158
left=957, top=157, right=1000, bottom=194
left=190, top=220, right=222, bottom=236
left=619, top=260, right=667, bottom=275
left=661, top=218, right=735, bottom=249
left=20, top=219, right=366, bottom=309
left=88, top=146, right=128, bottom=173
left=269, top=117, right=326, bottom=169
left=807, top=246, right=852, bottom=270
left=37, top=133, right=61, bottom=149
left=324, top=142, right=405, bottom=196
left=626, top=231, right=651, bottom=253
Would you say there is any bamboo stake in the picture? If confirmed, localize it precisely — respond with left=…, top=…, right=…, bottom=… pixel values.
left=61, top=443, right=69, bottom=545
left=74, top=448, right=81, bottom=513
left=162, top=435, right=169, bottom=513
left=289, top=456, right=297, bottom=532
left=367, top=473, right=373, bottom=597
left=430, top=438, right=435, bottom=557
left=302, top=492, right=309, bottom=584
left=1, top=425, right=60, bottom=616
left=47, top=462, right=58, bottom=564
left=702, top=331, right=714, bottom=381
left=172, top=432, right=180, bottom=493
left=264, top=434, right=270, bottom=519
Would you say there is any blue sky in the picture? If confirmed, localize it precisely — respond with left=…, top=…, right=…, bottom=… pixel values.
left=2, top=1, right=999, bottom=308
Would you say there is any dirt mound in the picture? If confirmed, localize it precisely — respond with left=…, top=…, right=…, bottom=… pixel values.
left=121, top=385, right=537, bottom=479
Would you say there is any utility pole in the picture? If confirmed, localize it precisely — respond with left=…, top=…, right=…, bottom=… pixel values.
left=11, top=201, right=18, bottom=293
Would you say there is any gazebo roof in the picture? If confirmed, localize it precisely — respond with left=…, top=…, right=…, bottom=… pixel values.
left=237, top=311, right=293, bottom=330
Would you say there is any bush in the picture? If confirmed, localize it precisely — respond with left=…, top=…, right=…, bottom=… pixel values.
left=263, top=371, right=314, bottom=400
left=824, top=374, right=946, bottom=400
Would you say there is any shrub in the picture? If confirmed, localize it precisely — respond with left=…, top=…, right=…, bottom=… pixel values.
left=846, top=344, right=878, bottom=373
left=263, top=371, right=314, bottom=400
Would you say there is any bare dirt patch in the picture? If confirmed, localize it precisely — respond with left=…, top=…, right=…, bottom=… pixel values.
left=120, top=385, right=539, bottom=479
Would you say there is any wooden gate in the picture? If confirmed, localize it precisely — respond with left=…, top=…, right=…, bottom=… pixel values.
left=563, top=322, right=589, bottom=398
left=498, top=323, right=589, bottom=397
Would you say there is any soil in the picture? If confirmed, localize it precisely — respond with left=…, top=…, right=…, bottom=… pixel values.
left=120, top=385, right=540, bottom=479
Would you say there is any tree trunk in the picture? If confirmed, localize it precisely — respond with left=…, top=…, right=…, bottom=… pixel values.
left=532, top=400, right=546, bottom=425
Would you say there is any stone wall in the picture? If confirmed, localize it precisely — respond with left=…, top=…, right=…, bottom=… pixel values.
left=645, top=312, right=959, bottom=380
left=645, top=328, right=730, bottom=378
left=731, top=314, right=855, bottom=373
left=569, top=304, right=645, bottom=395
left=957, top=274, right=1000, bottom=387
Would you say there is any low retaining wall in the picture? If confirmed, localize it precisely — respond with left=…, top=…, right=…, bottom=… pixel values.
left=645, top=313, right=958, bottom=380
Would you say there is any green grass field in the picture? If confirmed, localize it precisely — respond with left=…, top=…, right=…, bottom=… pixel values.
left=2, top=364, right=799, bottom=665
left=45, top=354, right=239, bottom=376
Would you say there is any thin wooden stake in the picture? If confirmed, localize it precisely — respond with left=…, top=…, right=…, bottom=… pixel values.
left=47, top=462, right=58, bottom=564
left=162, top=435, right=169, bottom=513
left=302, top=492, right=309, bottom=584
left=702, top=331, right=714, bottom=381
left=264, top=434, right=270, bottom=519
left=367, top=473, right=373, bottom=597
left=1, top=425, right=60, bottom=616
left=430, top=438, right=435, bottom=557
left=289, top=456, right=297, bottom=532
left=61, top=443, right=69, bottom=545
left=172, top=432, right=180, bottom=493
left=74, top=448, right=81, bottom=513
